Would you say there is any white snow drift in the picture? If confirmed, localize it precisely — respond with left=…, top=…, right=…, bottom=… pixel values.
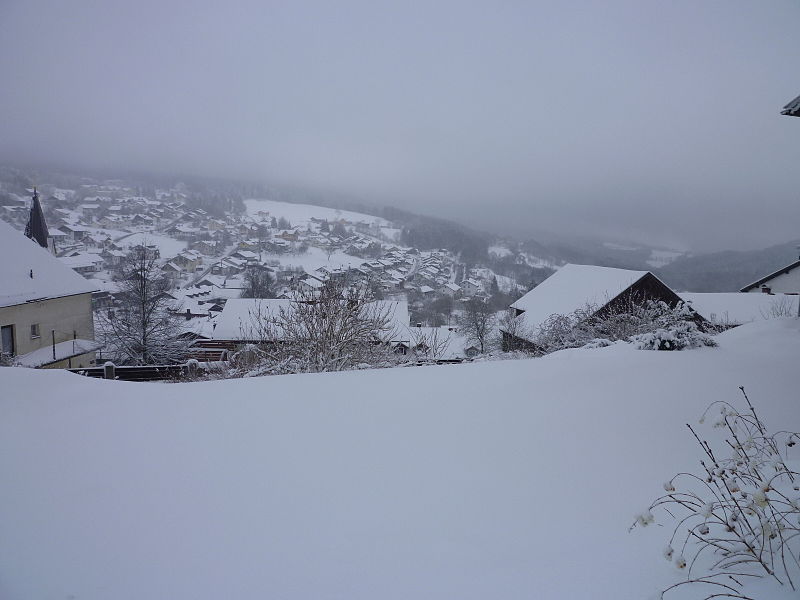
left=0, top=319, right=798, bottom=599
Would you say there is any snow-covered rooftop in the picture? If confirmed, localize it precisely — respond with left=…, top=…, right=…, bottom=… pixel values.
left=212, top=299, right=295, bottom=339
left=14, top=338, right=101, bottom=368
left=510, top=263, right=650, bottom=332
left=680, top=292, right=799, bottom=324
left=0, top=220, right=98, bottom=308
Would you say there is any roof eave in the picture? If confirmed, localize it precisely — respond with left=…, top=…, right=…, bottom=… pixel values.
left=0, top=289, right=99, bottom=310
left=739, top=259, right=800, bottom=292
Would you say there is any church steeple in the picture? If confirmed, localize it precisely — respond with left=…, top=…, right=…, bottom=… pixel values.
left=24, top=187, right=50, bottom=249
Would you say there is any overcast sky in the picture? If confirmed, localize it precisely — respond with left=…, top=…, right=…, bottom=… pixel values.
left=1, top=1, right=799, bottom=251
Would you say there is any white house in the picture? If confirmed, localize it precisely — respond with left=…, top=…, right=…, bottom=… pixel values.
left=440, top=282, right=461, bottom=297
left=0, top=220, right=99, bottom=368
left=740, top=256, right=800, bottom=295
left=460, top=278, right=482, bottom=296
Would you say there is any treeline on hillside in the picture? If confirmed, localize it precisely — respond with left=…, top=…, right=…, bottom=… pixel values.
left=183, top=192, right=246, bottom=217
left=382, top=207, right=490, bottom=265
left=486, top=253, right=554, bottom=291
left=544, top=240, right=655, bottom=271
left=656, top=241, right=800, bottom=292
left=251, top=184, right=493, bottom=264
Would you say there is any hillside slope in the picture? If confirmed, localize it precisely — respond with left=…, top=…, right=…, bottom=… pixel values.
left=0, top=321, right=798, bottom=599
left=656, top=239, right=800, bottom=292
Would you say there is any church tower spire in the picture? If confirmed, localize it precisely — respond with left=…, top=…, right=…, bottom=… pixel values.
left=24, top=187, right=51, bottom=250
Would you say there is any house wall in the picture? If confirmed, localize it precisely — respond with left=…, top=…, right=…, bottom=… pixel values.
left=0, top=293, right=95, bottom=365
left=744, top=268, right=800, bottom=294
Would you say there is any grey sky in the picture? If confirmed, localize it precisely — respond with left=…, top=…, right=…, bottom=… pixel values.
left=1, top=0, right=798, bottom=251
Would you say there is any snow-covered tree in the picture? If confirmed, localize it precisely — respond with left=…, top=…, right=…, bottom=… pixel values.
left=410, top=327, right=451, bottom=361
left=240, top=265, right=275, bottom=299
left=96, top=247, right=189, bottom=365
left=461, top=297, right=494, bottom=354
left=241, top=279, right=400, bottom=374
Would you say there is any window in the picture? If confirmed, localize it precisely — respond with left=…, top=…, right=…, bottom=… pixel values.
left=30, top=323, right=40, bottom=339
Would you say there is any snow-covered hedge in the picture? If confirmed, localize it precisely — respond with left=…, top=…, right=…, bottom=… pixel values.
left=630, top=321, right=716, bottom=351
left=533, top=300, right=713, bottom=354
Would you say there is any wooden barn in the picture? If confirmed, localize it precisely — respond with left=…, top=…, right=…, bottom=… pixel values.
left=501, top=263, right=687, bottom=352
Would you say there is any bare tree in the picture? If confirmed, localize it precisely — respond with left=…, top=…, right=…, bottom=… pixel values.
left=409, top=326, right=452, bottom=361
left=498, top=309, right=534, bottom=352
left=240, top=279, right=400, bottom=374
left=240, top=265, right=275, bottom=299
left=96, top=247, right=189, bottom=365
left=461, top=297, right=495, bottom=354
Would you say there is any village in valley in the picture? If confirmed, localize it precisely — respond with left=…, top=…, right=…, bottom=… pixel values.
left=1, top=172, right=534, bottom=370
left=4, top=4, right=800, bottom=599
left=2, top=171, right=800, bottom=600
left=2, top=168, right=799, bottom=376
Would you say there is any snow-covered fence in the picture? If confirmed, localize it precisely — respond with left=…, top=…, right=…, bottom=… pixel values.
left=68, top=361, right=202, bottom=382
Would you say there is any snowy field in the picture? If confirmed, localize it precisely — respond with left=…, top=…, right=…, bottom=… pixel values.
left=647, top=248, right=685, bottom=268
left=0, top=320, right=798, bottom=599
left=262, top=245, right=365, bottom=272
left=118, top=232, right=188, bottom=258
left=245, top=198, right=391, bottom=228
left=488, top=244, right=512, bottom=257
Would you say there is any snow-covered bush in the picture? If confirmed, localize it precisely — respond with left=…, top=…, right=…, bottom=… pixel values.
left=533, top=300, right=710, bottom=355
left=630, top=321, right=717, bottom=351
left=228, top=279, right=407, bottom=377
left=581, top=338, right=615, bottom=350
left=229, top=344, right=269, bottom=370
left=532, top=305, right=597, bottom=354
left=632, top=388, right=799, bottom=599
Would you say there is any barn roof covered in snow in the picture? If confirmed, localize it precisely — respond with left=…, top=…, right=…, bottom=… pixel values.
left=509, top=263, right=664, bottom=334
left=0, top=219, right=98, bottom=308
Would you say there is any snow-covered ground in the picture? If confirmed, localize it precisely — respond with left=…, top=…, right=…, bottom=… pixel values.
left=118, top=231, right=188, bottom=258
left=489, top=244, right=512, bottom=258
left=245, top=199, right=391, bottom=228
left=603, top=241, right=640, bottom=251
left=0, top=320, right=798, bottom=599
left=261, top=245, right=366, bottom=272
left=519, top=251, right=559, bottom=270
left=474, top=267, right=520, bottom=293
left=647, top=248, right=685, bottom=268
